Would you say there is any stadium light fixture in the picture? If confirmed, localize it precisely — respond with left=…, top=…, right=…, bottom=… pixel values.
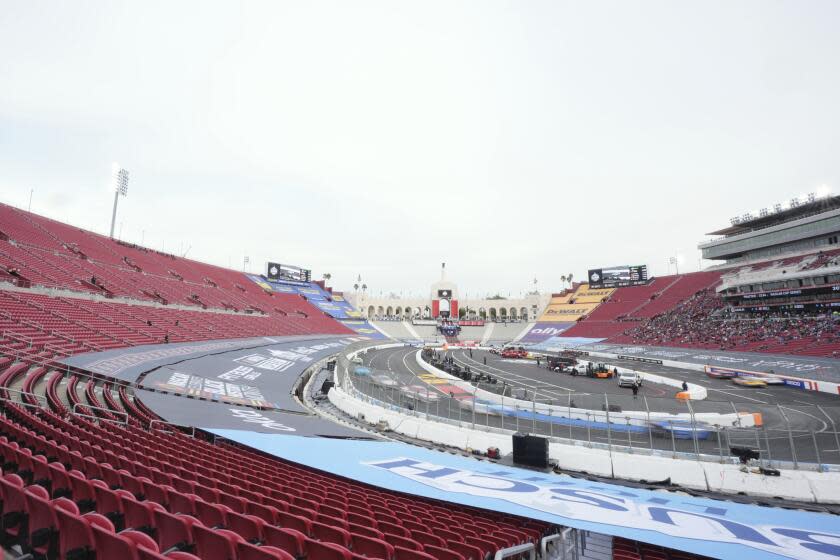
left=109, top=163, right=130, bottom=239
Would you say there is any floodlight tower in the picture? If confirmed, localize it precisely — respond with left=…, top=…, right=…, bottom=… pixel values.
left=109, top=164, right=130, bottom=238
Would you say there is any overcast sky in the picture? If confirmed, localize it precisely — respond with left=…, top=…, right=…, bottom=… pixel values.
left=2, top=1, right=838, bottom=298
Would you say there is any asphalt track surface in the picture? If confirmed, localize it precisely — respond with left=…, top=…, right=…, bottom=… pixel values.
left=358, top=346, right=840, bottom=466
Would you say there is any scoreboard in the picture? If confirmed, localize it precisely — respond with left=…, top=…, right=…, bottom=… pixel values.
left=266, top=262, right=312, bottom=283
left=588, top=265, right=648, bottom=288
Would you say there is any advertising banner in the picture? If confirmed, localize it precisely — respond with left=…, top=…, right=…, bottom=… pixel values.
left=573, top=286, right=615, bottom=303
left=61, top=335, right=343, bottom=382
left=139, top=392, right=371, bottom=437
left=520, top=322, right=574, bottom=343
left=138, top=337, right=360, bottom=412
left=209, top=431, right=840, bottom=560
left=540, top=303, right=599, bottom=322
left=340, top=320, right=388, bottom=340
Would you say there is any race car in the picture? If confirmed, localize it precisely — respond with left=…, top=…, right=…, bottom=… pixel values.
left=400, top=385, right=440, bottom=402
left=371, top=374, right=398, bottom=387
left=732, top=376, right=767, bottom=388
left=705, top=369, right=737, bottom=379
left=501, top=348, right=528, bottom=359
left=761, top=376, right=786, bottom=385
left=649, top=420, right=714, bottom=440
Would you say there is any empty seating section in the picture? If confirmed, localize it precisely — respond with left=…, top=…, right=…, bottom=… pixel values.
left=0, top=355, right=554, bottom=560
left=0, top=290, right=347, bottom=358
left=0, top=203, right=352, bottom=343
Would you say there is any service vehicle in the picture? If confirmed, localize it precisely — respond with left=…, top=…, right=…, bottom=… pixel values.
left=547, top=356, right=576, bottom=372
left=588, top=363, right=613, bottom=379
left=617, top=371, right=643, bottom=387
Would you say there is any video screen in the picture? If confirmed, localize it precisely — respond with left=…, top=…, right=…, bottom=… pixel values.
left=588, top=265, right=648, bottom=288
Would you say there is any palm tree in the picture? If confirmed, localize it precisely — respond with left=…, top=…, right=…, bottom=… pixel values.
left=568, top=273, right=574, bottom=287
left=561, top=275, right=567, bottom=288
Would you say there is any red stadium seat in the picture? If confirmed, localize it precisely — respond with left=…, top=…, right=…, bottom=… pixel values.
left=238, top=542, right=296, bottom=560
left=423, top=545, right=466, bottom=560
left=153, top=509, right=200, bottom=553
left=383, top=533, right=424, bottom=552
left=23, top=490, right=59, bottom=557
left=194, top=525, right=245, bottom=560
left=446, top=541, right=486, bottom=560
left=351, top=533, right=395, bottom=560
left=263, top=525, right=307, bottom=559
left=306, top=539, right=353, bottom=560
left=394, top=546, right=438, bottom=560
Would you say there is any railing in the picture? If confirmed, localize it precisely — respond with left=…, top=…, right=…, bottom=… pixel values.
left=0, top=389, right=47, bottom=408
left=150, top=419, right=196, bottom=437
left=540, top=533, right=572, bottom=560
left=72, top=403, right=129, bottom=425
left=494, top=543, right=535, bottom=560
left=334, top=344, right=840, bottom=471
left=0, top=395, right=48, bottom=412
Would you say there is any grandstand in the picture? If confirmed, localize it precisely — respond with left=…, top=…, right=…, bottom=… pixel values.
left=2, top=194, right=840, bottom=560
left=0, top=205, right=567, bottom=560
left=1, top=205, right=838, bottom=560
left=5, top=4, right=840, bottom=558
left=542, top=202, right=840, bottom=357
left=0, top=203, right=351, bottom=357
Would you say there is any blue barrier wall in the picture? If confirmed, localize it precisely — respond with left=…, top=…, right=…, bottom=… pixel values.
left=208, top=429, right=840, bottom=560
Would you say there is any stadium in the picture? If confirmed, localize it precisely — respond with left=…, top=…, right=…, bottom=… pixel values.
left=2, top=3, right=840, bottom=560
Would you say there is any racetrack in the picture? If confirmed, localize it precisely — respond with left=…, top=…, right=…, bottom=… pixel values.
left=356, top=346, right=840, bottom=466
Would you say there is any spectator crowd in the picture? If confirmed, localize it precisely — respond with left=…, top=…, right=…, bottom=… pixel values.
left=612, top=288, right=840, bottom=356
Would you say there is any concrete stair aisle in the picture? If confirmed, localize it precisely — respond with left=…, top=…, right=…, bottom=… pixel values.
left=6, top=365, right=30, bottom=403
left=480, top=322, right=495, bottom=345
left=580, top=531, right=613, bottom=560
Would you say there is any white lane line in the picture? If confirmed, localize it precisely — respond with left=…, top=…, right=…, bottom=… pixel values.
left=778, top=405, right=829, bottom=433
left=445, top=352, right=572, bottom=400
left=705, top=387, right=768, bottom=404
left=454, top=351, right=575, bottom=392
left=451, top=357, right=573, bottom=399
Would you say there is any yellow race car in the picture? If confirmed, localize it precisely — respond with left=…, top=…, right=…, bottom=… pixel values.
left=732, top=376, right=767, bottom=388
